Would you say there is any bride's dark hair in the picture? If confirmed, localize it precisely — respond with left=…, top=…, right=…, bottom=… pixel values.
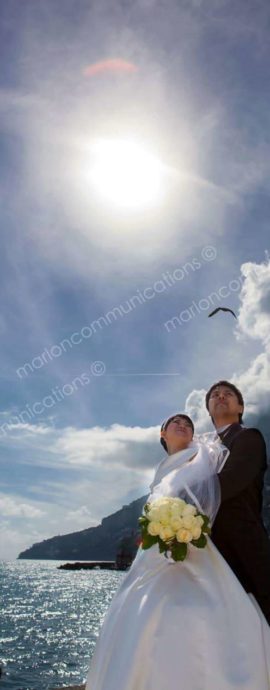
left=160, top=414, right=194, bottom=453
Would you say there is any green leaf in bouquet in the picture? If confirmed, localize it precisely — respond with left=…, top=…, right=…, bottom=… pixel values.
left=192, top=533, right=207, bottom=549
left=158, top=538, right=168, bottom=554
left=203, top=525, right=211, bottom=536
left=141, top=532, right=158, bottom=550
left=198, top=513, right=211, bottom=535
left=200, top=513, right=210, bottom=528
left=138, top=516, right=148, bottom=526
left=170, top=542, right=187, bottom=562
left=144, top=503, right=151, bottom=514
left=141, top=523, right=152, bottom=539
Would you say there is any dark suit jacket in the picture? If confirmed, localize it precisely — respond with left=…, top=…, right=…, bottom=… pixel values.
left=211, top=423, right=270, bottom=624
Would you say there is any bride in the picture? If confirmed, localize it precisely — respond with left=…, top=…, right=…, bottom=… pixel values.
left=86, top=413, right=270, bottom=690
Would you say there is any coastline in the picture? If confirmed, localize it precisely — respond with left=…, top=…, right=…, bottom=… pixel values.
left=54, top=686, right=85, bottom=689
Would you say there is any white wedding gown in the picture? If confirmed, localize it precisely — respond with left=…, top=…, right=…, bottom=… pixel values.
left=86, top=439, right=270, bottom=690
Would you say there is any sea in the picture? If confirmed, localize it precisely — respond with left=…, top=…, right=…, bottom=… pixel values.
left=0, top=560, right=125, bottom=690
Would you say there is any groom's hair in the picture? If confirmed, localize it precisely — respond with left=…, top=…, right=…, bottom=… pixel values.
left=205, top=380, right=244, bottom=423
left=160, top=414, right=194, bottom=453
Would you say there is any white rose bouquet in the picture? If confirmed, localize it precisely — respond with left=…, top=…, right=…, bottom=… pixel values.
left=138, top=497, right=211, bottom=562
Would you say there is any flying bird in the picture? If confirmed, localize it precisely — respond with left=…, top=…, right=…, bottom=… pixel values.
left=208, top=307, right=237, bottom=319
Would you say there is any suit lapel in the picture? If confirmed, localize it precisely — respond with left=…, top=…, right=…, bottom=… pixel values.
left=218, top=423, right=244, bottom=449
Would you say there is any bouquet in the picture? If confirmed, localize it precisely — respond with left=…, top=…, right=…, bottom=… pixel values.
left=138, top=496, right=211, bottom=562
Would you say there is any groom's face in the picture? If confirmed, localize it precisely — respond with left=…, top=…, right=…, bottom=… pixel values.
left=208, top=385, right=243, bottom=424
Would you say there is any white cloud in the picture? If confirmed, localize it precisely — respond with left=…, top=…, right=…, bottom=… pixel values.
left=237, top=255, right=270, bottom=345
left=230, top=256, right=270, bottom=417
left=0, top=495, right=45, bottom=518
left=0, top=520, right=50, bottom=561
left=185, top=388, right=210, bottom=432
left=0, top=424, right=158, bottom=558
left=233, top=353, right=270, bottom=417
left=53, top=423, right=158, bottom=468
left=185, top=255, right=270, bottom=426
left=66, top=505, right=96, bottom=525
left=0, top=419, right=159, bottom=470
left=0, top=468, right=151, bottom=560
left=0, top=422, right=51, bottom=436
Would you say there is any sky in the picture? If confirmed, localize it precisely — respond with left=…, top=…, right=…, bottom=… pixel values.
left=1, top=0, right=270, bottom=560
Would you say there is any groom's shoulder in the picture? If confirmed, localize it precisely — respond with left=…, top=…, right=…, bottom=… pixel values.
left=231, top=425, right=266, bottom=450
left=237, top=425, right=265, bottom=440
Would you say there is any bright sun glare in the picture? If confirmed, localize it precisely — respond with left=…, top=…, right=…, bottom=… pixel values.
left=88, top=138, right=166, bottom=211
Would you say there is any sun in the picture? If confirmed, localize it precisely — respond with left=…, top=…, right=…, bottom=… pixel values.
left=88, top=138, right=166, bottom=211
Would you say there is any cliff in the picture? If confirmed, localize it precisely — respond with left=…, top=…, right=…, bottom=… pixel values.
left=18, top=456, right=270, bottom=561
left=18, top=495, right=148, bottom=560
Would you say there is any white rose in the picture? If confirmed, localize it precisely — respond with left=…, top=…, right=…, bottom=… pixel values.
left=196, top=516, right=204, bottom=527
left=159, top=526, right=175, bottom=542
left=182, top=503, right=197, bottom=517
left=170, top=517, right=183, bottom=531
left=191, top=525, right=202, bottom=540
left=156, top=498, right=171, bottom=507
left=171, top=498, right=186, bottom=516
left=159, top=507, right=171, bottom=526
left=182, top=514, right=197, bottom=529
left=176, top=528, right=193, bottom=543
left=171, top=504, right=181, bottom=516
left=147, top=521, right=162, bottom=536
left=148, top=508, right=160, bottom=522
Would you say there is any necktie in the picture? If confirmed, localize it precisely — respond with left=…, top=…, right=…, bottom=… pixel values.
left=218, top=427, right=231, bottom=442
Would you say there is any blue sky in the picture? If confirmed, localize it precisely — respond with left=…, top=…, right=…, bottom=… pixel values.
left=1, top=0, right=270, bottom=559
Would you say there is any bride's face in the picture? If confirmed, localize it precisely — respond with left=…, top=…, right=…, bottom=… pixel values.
left=161, top=416, right=193, bottom=454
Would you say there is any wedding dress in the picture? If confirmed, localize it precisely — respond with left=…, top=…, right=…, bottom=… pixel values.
left=86, top=436, right=270, bottom=690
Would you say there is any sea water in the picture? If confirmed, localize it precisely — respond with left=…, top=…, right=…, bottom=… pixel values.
left=0, top=560, right=124, bottom=690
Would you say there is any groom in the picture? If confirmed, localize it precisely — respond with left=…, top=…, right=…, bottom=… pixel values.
left=206, top=380, right=270, bottom=624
